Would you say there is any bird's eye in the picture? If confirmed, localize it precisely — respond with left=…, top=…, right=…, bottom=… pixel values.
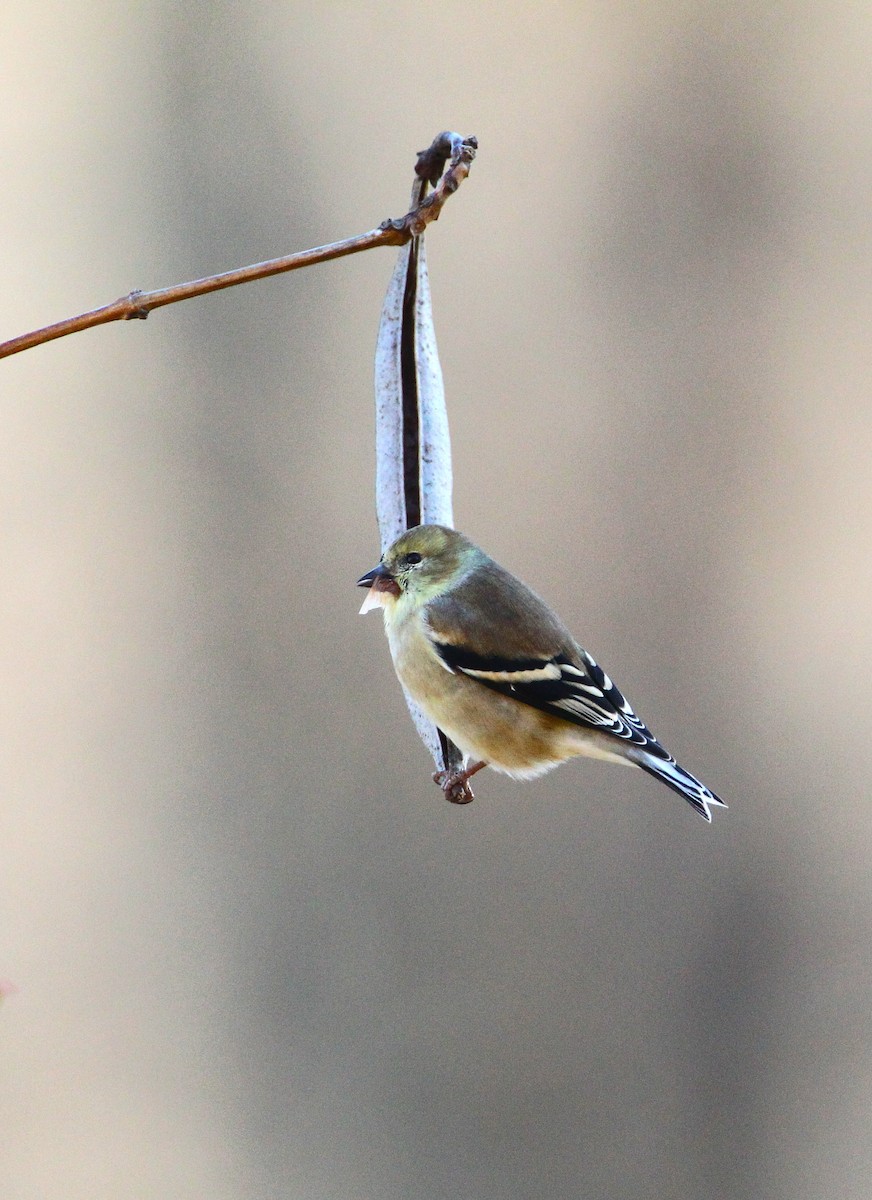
left=404, top=552, right=423, bottom=565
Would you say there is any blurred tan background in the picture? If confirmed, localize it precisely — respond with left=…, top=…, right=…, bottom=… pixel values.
left=2, top=3, right=871, bottom=1197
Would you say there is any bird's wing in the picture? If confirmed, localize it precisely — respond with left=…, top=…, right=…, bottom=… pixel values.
left=423, top=565, right=657, bottom=750
left=431, top=635, right=658, bottom=751
left=424, top=568, right=726, bottom=821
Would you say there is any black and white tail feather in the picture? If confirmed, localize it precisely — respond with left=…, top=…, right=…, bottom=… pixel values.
left=432, top=639, right=726, bottom=822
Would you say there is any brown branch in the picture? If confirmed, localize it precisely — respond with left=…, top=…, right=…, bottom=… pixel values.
left=0, top=132, right=477, bottom=361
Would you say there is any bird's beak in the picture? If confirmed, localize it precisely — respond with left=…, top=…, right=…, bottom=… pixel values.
left=356, top=562, right=401, bottom=613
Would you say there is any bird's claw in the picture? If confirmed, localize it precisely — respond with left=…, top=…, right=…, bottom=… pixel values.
left=432, top=769, right=475, bottom=805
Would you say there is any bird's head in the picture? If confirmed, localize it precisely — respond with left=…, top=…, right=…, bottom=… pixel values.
left=357, top=524, right=477, bottom=613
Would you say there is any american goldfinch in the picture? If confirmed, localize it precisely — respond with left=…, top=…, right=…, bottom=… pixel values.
left=357, top=524, right=726, bottom=822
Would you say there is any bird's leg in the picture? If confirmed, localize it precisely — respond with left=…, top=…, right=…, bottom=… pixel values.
left=432, top=760, right=486, bottom=805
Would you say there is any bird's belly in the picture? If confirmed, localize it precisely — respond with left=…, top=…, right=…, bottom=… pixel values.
left=389, top=619, right=630, bottom=779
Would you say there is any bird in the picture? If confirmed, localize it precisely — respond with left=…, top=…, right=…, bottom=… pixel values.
left=357, top=524, right=726, bottom=822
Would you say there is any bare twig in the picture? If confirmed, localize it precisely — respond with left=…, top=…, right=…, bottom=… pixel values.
left=0, top=132, right=477, bottom=361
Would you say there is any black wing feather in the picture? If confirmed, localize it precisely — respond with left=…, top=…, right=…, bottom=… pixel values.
left=432, top=639, right=664, bottom=753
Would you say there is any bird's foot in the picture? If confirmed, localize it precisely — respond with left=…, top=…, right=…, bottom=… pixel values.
left=432, top=760, right=486, bottom=805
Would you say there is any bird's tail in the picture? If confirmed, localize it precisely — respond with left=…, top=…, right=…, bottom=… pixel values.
left=635, top=752, right=727, bottom=823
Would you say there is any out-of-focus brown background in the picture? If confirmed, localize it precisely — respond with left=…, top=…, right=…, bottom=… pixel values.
left=2, top=4, right=870, bottom=1198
